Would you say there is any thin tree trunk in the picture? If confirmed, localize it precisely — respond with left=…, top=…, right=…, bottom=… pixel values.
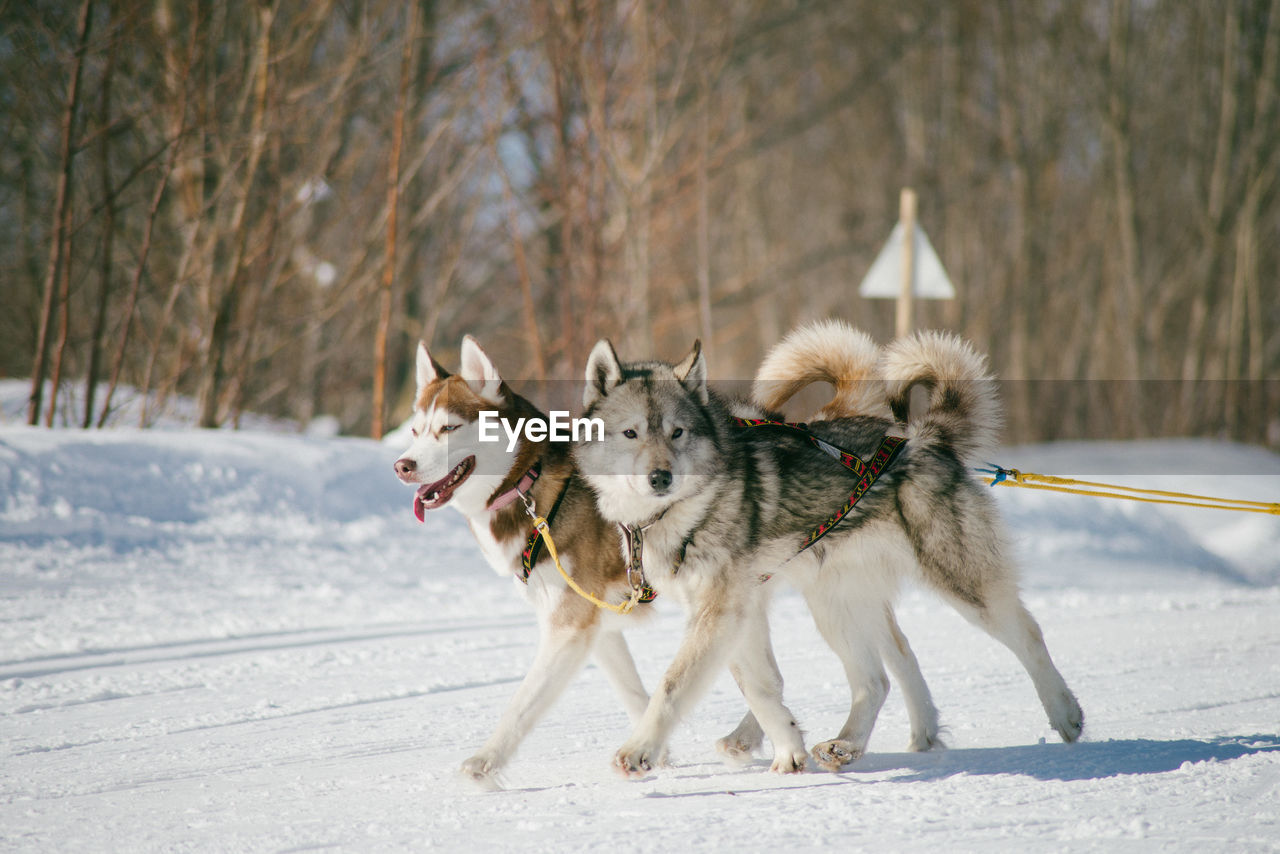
left=371, top=6, right=415, bottom=438
left=387, top=0, right=439, bottom=406
left=1227, top=174, right=1268, bottom=439
left=499, top=165, right=547, bottom=383
left=994, top=0, right=1030, bottom=386
left=1241, top=0, right=1278, bottom=440
left=128, top=2, right=196, bottom=427
left=99, top=136, right=179, bottom=428
left=1224, top=210, right=1249, bottom=437
left=197, top=1, right=273, bottom=428
left=85, top=17, right=117, bottom=428
left=619, top=0, right=656, bottom=353
left=1180, top=0, right=1238, bottom=403
left=45, top=203, right=74, bottom=427
left=696, top=82, right=713, bottom=355
left=540, top=1, right=576, bottom=396
left=1105, top=0, right=1143, bottom=431
left=28, top=0, right=93, bottom=425
left=1106, top=0, right=1142, bottom=359
left=137, top=256, right=187, bottom=427
left=227, top=192, right=287, bottom=426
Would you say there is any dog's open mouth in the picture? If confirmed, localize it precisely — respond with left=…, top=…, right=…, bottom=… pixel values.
left=413, top=456, right=476, bottom=520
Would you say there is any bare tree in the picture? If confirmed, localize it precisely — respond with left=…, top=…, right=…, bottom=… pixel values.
left=371, top=4, right=417, bottom=439
left=27, top=0, right=94, bottom=426
left=83, top=6, right=118, bottom=428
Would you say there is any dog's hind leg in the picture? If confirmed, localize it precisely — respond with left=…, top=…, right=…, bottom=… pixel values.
left=461, top=621, right=596, bottom=788
left=947, top=584, right=1083, bottom=743
left=882, top=605, right=943, bottom=752
left=904, top=492, right=1084, bottom=743
left=899, top=478, right=1083, bottom=742
left=591, top=629, right=650, bottom=723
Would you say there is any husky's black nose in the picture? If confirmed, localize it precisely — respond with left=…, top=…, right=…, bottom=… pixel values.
left=648, top=469, right=673, bottom=492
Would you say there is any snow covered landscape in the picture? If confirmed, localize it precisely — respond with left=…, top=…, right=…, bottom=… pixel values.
left=2, top=386, right=1279, bottom=851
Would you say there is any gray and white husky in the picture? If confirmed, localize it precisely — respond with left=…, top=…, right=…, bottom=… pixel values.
left=574, top=321, right=1083, bottom=775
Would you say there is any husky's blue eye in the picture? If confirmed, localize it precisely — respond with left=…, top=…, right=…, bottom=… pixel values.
left=671, top=428, right=683, bottom=439
left=440, top=424, right=459, bottom=434
left=622, top=429, right=637, bottom=439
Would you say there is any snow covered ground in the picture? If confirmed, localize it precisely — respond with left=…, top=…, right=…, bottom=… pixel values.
left=2, top=410, right=1278, bottom=851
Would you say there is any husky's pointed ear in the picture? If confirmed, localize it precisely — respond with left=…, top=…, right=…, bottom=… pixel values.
left=673, top=339, right=708, bottom=404
left=459, top=335, right=504, bottom=403
left=416, top=341, right=449, bottom=390
left=584, top=339, right=623, bottom=409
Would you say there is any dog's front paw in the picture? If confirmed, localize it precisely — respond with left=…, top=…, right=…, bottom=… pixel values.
left=770, top=747, right=809, bottom=774
left=811, top=739, right=863, bottom=772
left=459, top=754, right=503, bottom=791
left=613, top=740, right=666, bottom=778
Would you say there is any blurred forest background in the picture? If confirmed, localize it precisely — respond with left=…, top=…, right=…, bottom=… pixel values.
left=2, top=0, right=1277, bottom=443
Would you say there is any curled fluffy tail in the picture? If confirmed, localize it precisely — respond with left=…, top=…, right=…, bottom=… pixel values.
left=752, top=320, right=889, bottom=419
left=881, top=330, right=1001, bottom=462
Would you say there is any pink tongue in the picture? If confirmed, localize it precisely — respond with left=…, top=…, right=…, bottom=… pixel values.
left=413, top=491, right=426, bottom=522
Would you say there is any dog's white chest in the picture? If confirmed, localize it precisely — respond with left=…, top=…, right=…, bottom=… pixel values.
left=467, top=517, right=521, bottom=578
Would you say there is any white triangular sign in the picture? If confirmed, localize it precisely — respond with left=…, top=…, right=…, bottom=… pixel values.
left=858, top=222, right=955, bottom=299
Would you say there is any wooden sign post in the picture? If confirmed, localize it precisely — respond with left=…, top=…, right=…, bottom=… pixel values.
left=858, top=187, right=955, bottom=338
left=896, top=188, right=917, bottom=339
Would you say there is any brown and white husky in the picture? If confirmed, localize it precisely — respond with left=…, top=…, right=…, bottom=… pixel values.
left=392, top=336, right=770, bottom=787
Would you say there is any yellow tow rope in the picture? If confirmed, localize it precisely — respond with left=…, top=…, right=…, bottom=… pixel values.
left=980, top=467, right=1280, bottom=516
left=529, top=514, right=644, bottom=614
